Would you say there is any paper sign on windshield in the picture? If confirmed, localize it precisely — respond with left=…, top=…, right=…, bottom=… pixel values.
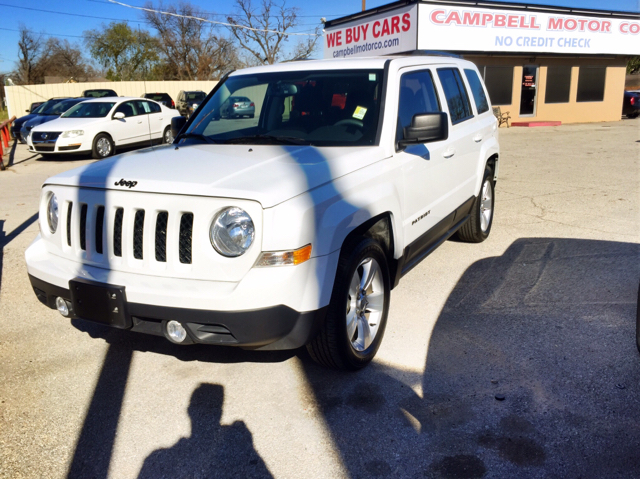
left=353, top=106, right=367, bottom=120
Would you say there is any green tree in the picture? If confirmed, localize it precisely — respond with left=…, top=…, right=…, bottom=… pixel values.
left=627, top=56, right=640, bottom=75
left=84, top=22, right=160, bottom=81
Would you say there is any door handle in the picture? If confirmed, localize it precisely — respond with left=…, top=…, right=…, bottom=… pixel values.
left=137, top=120, right=143, bottom=124
left=443, top=148, right=456, bottom=159
left=474, top=135, right=483, bottom=143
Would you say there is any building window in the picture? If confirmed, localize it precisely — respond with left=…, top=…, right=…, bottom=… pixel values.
left=464, top=69, right=490, bottom=114
left=481, top=66, right=514, bottom=106
left=545, top=66, right=572, bottom=104
left=577, top=66, right=606, bottom=102
left=437, top=68, right=473, bottom=124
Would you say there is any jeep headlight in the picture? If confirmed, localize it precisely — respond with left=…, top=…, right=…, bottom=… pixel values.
left=61, top=130, right=84, bottom=138
left=46, top=192, right=58, bottom=233
left=210, top=207, right=254, bottom=257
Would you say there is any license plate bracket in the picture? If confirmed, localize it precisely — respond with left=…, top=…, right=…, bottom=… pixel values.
left=69, top=279, right=131, bottom=329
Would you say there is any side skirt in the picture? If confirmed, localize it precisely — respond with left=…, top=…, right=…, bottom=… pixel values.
left=391, top=196, right=475, bottom=288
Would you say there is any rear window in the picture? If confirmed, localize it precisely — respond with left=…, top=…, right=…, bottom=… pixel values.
left=463, top=69, right=489, bottom=114
left=84, top=90, right=117, bottom=98
left=145, top=94, right=170, bottom=101
left=186, top=92, right=206, bottom=102
left=437, top=68, right=474, bottom=124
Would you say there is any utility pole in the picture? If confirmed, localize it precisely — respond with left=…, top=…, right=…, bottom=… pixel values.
left=362, top=0, right=365, bottom=11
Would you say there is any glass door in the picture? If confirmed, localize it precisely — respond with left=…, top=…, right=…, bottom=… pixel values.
left=519, top=65, right=538, bottom=116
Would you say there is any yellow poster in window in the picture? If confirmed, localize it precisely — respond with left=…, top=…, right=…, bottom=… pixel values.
left=353, top=106, right=367, bottom=120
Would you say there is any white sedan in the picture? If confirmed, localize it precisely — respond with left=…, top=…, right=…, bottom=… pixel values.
left=28, top=97, right=182, bottom=159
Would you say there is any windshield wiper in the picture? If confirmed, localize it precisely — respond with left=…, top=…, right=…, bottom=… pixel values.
left=175, top=132, right=217, bottom=144
left=225, top=134, right=311, bottom=145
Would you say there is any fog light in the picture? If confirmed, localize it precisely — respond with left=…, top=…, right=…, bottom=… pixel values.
left=56, top=297, right=69, bottom=317
left=166, top=320, right=187, bottom=343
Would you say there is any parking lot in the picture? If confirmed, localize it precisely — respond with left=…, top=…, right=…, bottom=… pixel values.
left=1, top=120, right=639, bottom=478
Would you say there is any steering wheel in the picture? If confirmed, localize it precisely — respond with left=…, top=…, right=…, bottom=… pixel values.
left=334, top=119, right=363, bottom=128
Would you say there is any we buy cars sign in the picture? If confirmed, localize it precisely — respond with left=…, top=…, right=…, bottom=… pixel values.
left=323, top=5, right=417, bottom=59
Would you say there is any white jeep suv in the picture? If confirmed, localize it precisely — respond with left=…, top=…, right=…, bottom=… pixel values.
left=26, top=55, right=499, bottom=370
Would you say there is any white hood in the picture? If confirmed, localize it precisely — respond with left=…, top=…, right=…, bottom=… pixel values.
left=45, top=143, right=387, bottom=208
left=31, top=117, right=105, bottom=132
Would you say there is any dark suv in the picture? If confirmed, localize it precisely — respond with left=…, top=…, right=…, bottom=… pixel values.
left=142, top=92, right=175, bottom=109
left=176, top=90, right=206, bottom=117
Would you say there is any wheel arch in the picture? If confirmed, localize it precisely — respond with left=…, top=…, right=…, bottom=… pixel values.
left=339, top=212, right=402, bottom=290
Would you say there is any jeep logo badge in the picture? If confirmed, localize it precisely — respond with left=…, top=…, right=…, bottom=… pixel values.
left=114, top=179, right=138, bottom=188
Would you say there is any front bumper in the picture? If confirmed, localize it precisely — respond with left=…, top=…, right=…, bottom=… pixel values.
left=29, top=274, right=327, bottom=350
left=26, top=236, right=339, bottom=350
left=29, top=134, right=90, bottom=154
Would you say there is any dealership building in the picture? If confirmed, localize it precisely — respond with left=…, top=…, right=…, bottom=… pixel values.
left=324, top=0, right=640, bottom=124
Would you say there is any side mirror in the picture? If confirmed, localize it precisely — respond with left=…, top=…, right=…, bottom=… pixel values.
left=171, top=116, right=188, bottom=139
left=400, top=112, right=448, bottom=146
left=113, top=112, right=125, bottom=120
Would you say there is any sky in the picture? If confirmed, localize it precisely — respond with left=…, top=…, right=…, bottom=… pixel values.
left=1, top=0, right=639, bottom=74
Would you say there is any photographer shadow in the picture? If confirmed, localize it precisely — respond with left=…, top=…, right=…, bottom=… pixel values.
left=138, top=383, right=273, bottom=479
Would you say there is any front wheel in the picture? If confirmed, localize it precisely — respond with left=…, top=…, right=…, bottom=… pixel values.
left=92, top=134, right=114, bottom=160
left=307, top=238, right=390, bottom=370
left=456, top=164, right=495, bottom=243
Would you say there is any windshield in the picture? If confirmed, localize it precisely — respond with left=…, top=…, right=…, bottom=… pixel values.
left=49, top=99, right=84, bottom=116
left=183, top=69, right=384, bottom=146
left=31, top=103, right=46, bottom=114
left=62, top=102, right=116, bottom=118
left=39, top=99, right=69, bottom=115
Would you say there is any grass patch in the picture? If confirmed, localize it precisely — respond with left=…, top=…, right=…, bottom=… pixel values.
left=0, top=109, right=8, bottom=122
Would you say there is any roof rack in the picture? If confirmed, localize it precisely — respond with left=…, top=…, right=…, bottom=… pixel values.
left=389, top=50, right=462, bottom=59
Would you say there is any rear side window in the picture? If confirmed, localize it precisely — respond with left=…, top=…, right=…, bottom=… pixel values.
left=146, top=101, right=161, bottom=113
left=464, top=69, right=489, bottom=114
left=397, top=70, right=441, bottom=143
left=437, top=68, right=473, bottom=124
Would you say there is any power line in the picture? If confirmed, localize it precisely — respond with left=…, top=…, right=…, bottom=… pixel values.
left=84, top=0, right=351, bottom=18
left=108, top=0, right=321, bottom=36
left=0, top=2, right=153, bottom=24
left=0, top=26, right=110, bottom=40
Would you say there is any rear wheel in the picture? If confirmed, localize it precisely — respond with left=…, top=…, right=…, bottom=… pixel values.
left=456, top=164, right=495, bottom=243
left=307, top=238, right=390, bottom=370
left=163, top=126, right=173, bottom=144
left=92, top=134, right=114, bottom=160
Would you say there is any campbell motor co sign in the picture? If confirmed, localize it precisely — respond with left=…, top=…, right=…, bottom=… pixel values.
left=323, top=2, right=640, bottom=58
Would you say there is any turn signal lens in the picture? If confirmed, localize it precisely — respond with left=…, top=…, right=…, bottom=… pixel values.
left=256, top=244, right=312, bottom=267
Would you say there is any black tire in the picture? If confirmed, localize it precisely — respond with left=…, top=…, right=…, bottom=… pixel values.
left=456, top=164, right=495, bottom=243
left=92, top=133, right=115, bottom=160
left=162, top=126, right=173, bottom=144
left=307, top=238, right=390, bottom=370
left=249, top=114, right=255, bottom=119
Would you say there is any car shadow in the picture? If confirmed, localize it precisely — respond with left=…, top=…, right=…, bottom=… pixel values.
left=298, top=237, right=640, bottom=478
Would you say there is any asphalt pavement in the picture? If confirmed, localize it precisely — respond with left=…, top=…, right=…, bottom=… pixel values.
left=1, top=119, right=639, bottom=479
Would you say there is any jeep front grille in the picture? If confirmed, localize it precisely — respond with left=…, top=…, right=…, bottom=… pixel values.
left=65, top=202, right=193, bottom=264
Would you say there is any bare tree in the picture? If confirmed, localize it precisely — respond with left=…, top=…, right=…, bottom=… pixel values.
left=14, top=25, right=49, bottom=84
left=43, top=39, right=98, bottom=82
left=226, top=0, right=320, bottom=65
left=143, top=2, right=241, bottom=80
